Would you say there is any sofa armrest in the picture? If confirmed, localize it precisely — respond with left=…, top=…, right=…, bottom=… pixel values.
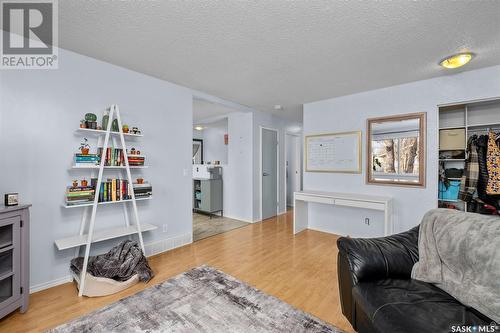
left=336, top=226, right=419, bottom=326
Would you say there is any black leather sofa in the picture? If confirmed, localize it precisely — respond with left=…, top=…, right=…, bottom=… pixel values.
left=337, top=226, right=493, bottom=333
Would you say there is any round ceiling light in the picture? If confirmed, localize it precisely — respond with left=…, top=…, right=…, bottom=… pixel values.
left=194, top=126, right=204, bottom=131
left=439, top=52, right=474, bottom=69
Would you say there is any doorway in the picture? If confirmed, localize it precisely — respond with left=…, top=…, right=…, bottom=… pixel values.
left=286, top=133, right=301, bottom=207
left=261, top=127, right=279, bottom=220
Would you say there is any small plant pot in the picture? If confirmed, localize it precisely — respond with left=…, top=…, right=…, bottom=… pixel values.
left=136, top=178, right=144, bottom=184
left=72, top=180, right=78, bottom=188
left=81, top=148, right=90, bottom=155
left=80, top=123, right=86, bottom=128
left=81, top=180, right=88, bottom=187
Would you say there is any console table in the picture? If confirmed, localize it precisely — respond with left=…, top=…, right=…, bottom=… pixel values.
left=293, top=191, right=393, bottom=236
left=0, top=204, right=30, bottom=319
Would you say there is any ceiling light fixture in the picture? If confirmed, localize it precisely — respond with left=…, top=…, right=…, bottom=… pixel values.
left=194, top=126, right=204, bottom=131
left=439, top=52, right=474, bottom=69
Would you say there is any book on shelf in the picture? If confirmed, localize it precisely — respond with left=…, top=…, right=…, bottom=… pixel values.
left=97, top=147, right=127, bottom=166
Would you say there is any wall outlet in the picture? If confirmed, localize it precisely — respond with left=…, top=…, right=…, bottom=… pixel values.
left=364, top=218, right=370, bottom=225
left=162, top=224, right=168, bottom=233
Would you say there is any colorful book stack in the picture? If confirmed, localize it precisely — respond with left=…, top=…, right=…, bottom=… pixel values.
left=133, top=183, right=152, bottom=199
left=128, top=155, right=145, bottom=166
left=98, top=178, right=131, bottom=202
left=74, top=154, right=100, bottom=166
left=66, top=186, right=95, bottom=206
left=97, top=147, right=125, bottom=166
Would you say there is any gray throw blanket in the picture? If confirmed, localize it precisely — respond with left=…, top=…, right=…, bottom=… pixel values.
left=411, top=209, right=500, bottom=322
left=71, top=240, right=154, bottom=282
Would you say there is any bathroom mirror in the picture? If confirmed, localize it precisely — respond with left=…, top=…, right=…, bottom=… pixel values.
left=367, top=112, right=426, bottom=187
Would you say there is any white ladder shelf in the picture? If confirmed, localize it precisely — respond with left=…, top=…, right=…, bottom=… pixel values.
left=54, top=104, right=156, bottom=296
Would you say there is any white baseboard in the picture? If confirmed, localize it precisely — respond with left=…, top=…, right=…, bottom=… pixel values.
left=30, top=275, right=73, bottom=294
left=29, top=233, right=193, bottom=294
left=143, top=232, right=192, bottom=257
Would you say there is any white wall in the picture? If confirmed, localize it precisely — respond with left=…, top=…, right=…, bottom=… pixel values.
left=223, top=112, right=254, bottom=222
left=201, top=119, right=228, bottom=164
left=303, top=65, right=500, bottom=237
left=0, top=48, right=194, bottom=290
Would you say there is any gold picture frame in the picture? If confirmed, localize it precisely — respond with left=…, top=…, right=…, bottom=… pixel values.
left=366, top=112, right=426, bottom=187
left=305, top=131, right=362, bottom=173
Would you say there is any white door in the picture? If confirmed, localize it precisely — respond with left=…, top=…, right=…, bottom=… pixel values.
left=262, top=128, right=278, bottom=220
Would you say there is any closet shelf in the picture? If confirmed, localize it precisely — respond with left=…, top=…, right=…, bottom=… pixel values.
left=63, top=196, right=152, bottom=209
left=54, top=223, right=157, bottom=250
left=467, top=122, right=500, bottom=129
left=76, top=128, right=143, bottom=137
left=439, top=126, right=465, bottom=130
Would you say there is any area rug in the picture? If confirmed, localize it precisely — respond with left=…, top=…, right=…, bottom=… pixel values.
left=48, top=265, right=343, bottom=333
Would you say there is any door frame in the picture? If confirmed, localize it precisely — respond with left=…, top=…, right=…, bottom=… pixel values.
left=260, top=126, right=280, bottom=221
left=284, top=132, right=302, bottom=207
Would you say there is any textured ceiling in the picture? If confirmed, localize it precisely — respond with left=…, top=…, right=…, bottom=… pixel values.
left=193, top=98, right=239, bottom=122
left=59, top=1, right=500, bottom=121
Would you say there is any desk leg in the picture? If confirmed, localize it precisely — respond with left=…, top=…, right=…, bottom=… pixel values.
left=294, top=199, right=308, bottom=234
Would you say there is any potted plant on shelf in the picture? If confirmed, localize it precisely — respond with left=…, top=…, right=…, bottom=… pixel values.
left=79, top=138, right=90, bottom=155
left=80, top=119, right=86, bottom=128
left=81, top=178, right=88, bottom=187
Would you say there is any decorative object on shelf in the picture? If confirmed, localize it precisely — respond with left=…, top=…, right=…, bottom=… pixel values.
left=136, top=178, right=144, bottom=184
left=112, top=119, right=119, bottom=132
left=102, top=109, right=110, bottom=130
left=367, top=112, right=426, bottom=187
left=130, top=148, right=136, bottom=155
left=4, top=192, right=19, bottom=206
left=131, top=127, right=140, bottom=135
left=122, top=124, right=129, bottom=133
left=72, top=180, right=79, bottom=188
left=80, top=119, right=86, bottom=128
left=79, top=138, right=90, bottom=155
left=85, top=113, right=97, bottom=122
left=81, top=179, right=88, bottom=187
left=136, top=150, right=141, bottom=155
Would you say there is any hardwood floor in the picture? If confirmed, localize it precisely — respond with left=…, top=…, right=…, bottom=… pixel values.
left=0, top=210, right=355, bottom=333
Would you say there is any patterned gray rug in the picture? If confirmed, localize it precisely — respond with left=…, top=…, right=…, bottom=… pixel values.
left=49, top=265, right=343, bottom=333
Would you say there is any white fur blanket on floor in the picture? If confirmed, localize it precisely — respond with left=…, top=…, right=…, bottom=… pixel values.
left=411, top=208, right=500, bottom=322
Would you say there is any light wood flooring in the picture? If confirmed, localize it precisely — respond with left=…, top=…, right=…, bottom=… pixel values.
left=0, top=210, right=355, bottom=333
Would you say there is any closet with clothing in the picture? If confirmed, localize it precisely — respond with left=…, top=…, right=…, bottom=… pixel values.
left=438, top=98, right=500, bottom=215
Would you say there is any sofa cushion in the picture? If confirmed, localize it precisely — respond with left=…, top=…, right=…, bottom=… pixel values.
left=352, top=279, right=491, bottom=333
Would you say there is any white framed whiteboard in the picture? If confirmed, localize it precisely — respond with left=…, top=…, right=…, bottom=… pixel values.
left=305, top=131, right=362, bottom=173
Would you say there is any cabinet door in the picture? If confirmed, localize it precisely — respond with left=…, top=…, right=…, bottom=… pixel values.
left=199, top=180, right=211, bottom=212
left=0, top=216, right=21, bottom=308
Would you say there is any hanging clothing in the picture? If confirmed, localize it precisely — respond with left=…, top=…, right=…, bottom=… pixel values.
left=486, top=130, right=500, bottom=195
left=476, top=135, right=490, bottom=200
left=459, top=135, right=479, bottom=202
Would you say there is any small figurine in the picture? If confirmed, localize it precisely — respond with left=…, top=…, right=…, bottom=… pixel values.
left=131, top=127, right=139, bottom=134
left=136, top=178, right=144, bottom=184
left=79, top=138, right=90, bottom=155
left=72, top=180, right=78, bottom=188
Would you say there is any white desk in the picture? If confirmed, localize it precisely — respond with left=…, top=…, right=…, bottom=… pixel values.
left=293, top=190, right=393, bottom=236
